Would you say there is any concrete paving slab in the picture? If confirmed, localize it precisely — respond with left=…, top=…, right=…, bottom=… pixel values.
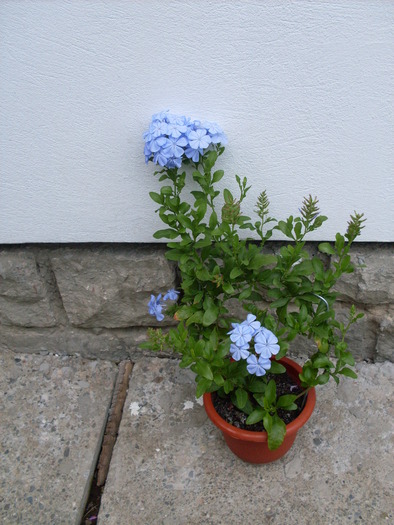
left=99, top=357, right=394, bottom=525
left=0, top=350, right=117, bottom=524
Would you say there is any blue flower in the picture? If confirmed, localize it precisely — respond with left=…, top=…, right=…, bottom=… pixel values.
left=254, top=328, right=280, bottom=358
left=151, top=110, right=170, bottom=121
left=163, top=289, right=180, bottom=301
left=143, top=111, right=227, bottom=168
left=246, top=354, right=272, bottom=376
left=153, top=150, right=170, bottom=167
left=241, top=314, right=261, bottom=336
left=228, top=323, right=253, bottom=348
left=202, top=121, right=228, bottom=145
left=229, top=343, right=250, bottom=361
left=162, top=136, right=188, bottom=159
left=148, top=136, right=168, bottom=153
left=166, top=157, right=183, bottom=169
left=184, top=146, right=203, bottom=162
left=166, top=116, right=188, bottom=138
left=187, top=129, right=211, bottom=150
left=148, top=294, right=165, bottom=321
left=203, top=121, right=223, bottom=135
left=210, top=132, right=228, bottom=145
left=150, top=119, right=169, bottom=138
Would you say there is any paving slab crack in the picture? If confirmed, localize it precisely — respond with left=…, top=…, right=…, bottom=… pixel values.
left=80, top=359, right=133, bottom=524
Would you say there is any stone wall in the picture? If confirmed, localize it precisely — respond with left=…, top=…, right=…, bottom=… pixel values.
left=0, top=243, right=392, bottom=363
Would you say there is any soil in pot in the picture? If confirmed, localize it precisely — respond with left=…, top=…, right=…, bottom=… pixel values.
left=212, top=371, right=305, bottom=432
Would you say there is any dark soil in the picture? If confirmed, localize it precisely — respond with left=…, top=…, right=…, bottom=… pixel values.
left=212, top=372, right=307, bottom=432
left=81, top=471, right=102, bottom=524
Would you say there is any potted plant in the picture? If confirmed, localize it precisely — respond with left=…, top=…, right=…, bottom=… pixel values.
left=141, top=110, right=366, bottom=463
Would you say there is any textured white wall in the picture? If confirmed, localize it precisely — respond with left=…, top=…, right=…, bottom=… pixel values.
left=0, top=0, right=393, bottom=243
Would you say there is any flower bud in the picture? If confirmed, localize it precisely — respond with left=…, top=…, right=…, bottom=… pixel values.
left=221, top=200, right=240, bottom=224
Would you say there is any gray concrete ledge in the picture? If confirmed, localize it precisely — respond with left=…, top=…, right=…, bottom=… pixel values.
left=0, top=350, right=117, bottom=524
left=99, top=358, right=394, bottom=525
left=1, top=243, right=393, bottom=363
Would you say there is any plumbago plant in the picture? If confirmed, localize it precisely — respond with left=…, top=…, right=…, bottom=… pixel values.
left=141, top=110, right=366, bottom=450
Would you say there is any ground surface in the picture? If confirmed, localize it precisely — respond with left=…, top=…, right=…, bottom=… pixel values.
left=99, top=358, right=394, bottom=525
left=0, top=350, right=117, bottom=524
left=1, top=351, right=393, bottom=525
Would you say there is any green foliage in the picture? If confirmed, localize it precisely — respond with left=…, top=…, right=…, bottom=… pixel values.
left=144, top=144, right=365, bottom=450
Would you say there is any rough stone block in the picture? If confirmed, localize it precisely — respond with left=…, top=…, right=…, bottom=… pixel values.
left=335, top=245, right=393, bottom=305
left=334, top=304, right=378, bottom=361
left=375, top=306, right=394, bottom=362
left=51, top=246, right=176, bottom=328
left=0, top=325, right=176, bottom=362
left=0, top=250, right=57, bottom=327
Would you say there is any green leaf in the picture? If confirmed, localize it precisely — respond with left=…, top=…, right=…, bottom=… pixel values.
left=185, top=310, right=204, bottom=326
left=338, top=367, right=358, bottom=379
left=239, top=288, right=252, bottom=300
left=318, top=242, right=336, bottom=255
left=196, top=378, right=212, bottom=398
left=209, top=211, right=218, bottom=229
left=222, top=282, right=235, bottom=294
left=263, top=412, right=273, bottom=433
left=203, top=150, right=218, bottom=171
left=202, top=306, right=219, bottom=326
left=312, top=355, right=335, bottom=369
left=179, top=202, right=191, bottom=214
left=192, top=170, right=204, bottom=181
left=312, top=257, right=324, bottom=276
left=276, top=220, right=293, bottom=238
left=246, top=408, right=265, bottom=425
left=269, top=361, right=286, bottom=374
left=335, top=233, right=345, bottom=252
left=194, top=237, right=212, bottom=248
left=341, top=254, right=352, bottom=271
left=235, top=388, right=248, bottom=409
left=230, top=267, right=243, bottom=280
left=270, top=297, right=290, bottom=309
left=175, top=306, right=196, bottom=320
left=313, top=311, right=334, bottom=326
left=294, top=222, right=302, bottom=239
left=153, top=228, right=179, bottom=240
left=248, top=377, right=266, bottom=393
left=212, top=170, right=224, bottom=183
left=265, top=379, right=276, bottom=406
left=195, top=360, right=213, bottom=380
left=223, top=379, right=233, bottom=394
left=223, top=189, right=234, bottom=204
left=249, top=254, right=277, bottom=270
left=316, top=372, right=330, bottom=385
left=291, top=260, right=314, bottom=276
left=195, top=268, right=211, bottom=281
left=213, top=373, right=224, bottom=386
left=191, top=190, right=205, bottom=200
left=179, top=355, right=195, bottom=368
left=177, top=215, right=192, bottom=229
left=301, top=364, right=317, bottom=382
left=341, top=352, right=355, bottom=366
left=277, top=394, right=298, bottom=409
left=149, top=191, right=163, bottom=205
left=160, top=185, right=173, bottom=196
left=267, top=414, right=286, bottom=450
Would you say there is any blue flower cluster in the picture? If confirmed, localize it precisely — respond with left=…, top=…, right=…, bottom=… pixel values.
left=148, top=289, right=180, bottom=321
left=228, top=314, right=280, bottom=376
left=143, top=111, right=227, bottom=168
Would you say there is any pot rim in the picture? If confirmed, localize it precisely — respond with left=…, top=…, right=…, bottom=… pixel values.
left=203, top=357, right=316, bottom=443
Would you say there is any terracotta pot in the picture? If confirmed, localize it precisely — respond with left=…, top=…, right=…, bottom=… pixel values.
left=203, top=357, right=316, bottom=464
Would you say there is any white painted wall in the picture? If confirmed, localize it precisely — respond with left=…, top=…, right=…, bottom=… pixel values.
left=0, top=0, right=393, bottom=243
